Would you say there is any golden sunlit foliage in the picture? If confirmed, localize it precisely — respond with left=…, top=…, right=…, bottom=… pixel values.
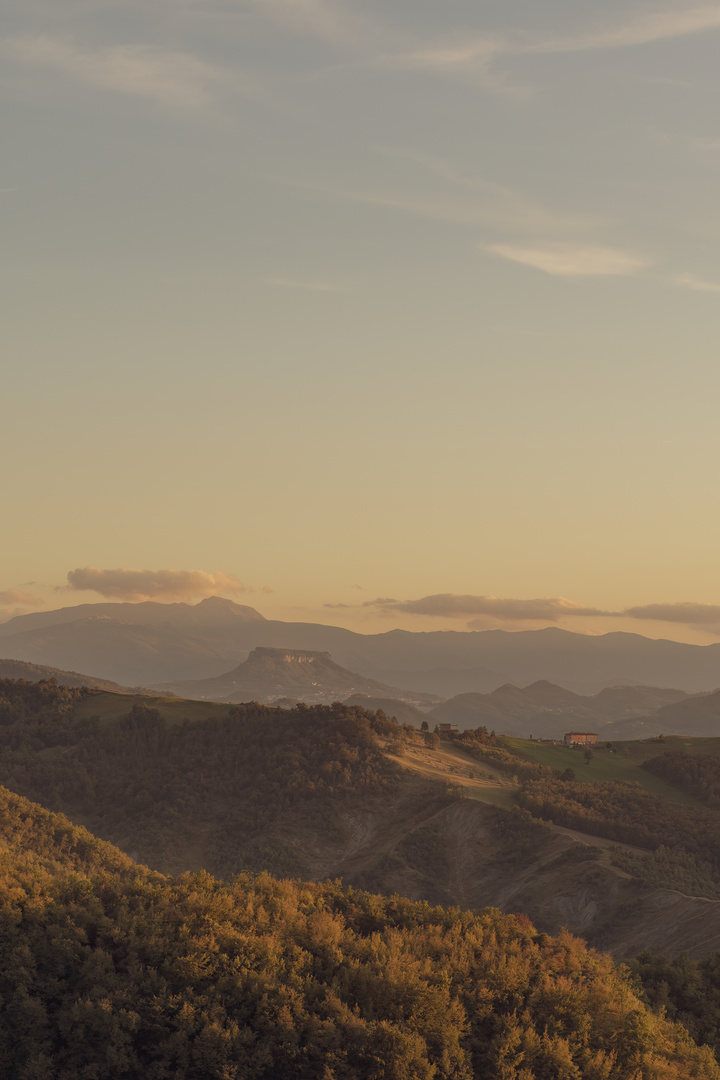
left=1, top=786, right=717, bottom=1079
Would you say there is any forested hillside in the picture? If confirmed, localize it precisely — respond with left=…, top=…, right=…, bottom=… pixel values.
left=0, top=678, right=416, bottom=878
left=516, top=775, right=720, bottom=898
left=8, top=678, right=720, bottom=959
left=643, top=750, right=720, bottom=809
left=1, top=785, right=717, bottom=1079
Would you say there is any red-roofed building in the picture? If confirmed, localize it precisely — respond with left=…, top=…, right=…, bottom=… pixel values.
left=564, top=732, right=598, bottom=746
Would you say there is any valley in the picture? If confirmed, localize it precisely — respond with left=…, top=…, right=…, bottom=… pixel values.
left=5, top=674, right=720, bottom=965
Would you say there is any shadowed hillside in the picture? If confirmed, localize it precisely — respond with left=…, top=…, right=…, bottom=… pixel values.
left=0, top=657, right=159, bottom=694
left=8, top=678, right=720, bottom=961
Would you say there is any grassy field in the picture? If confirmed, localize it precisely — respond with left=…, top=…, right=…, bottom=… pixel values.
left=618, top=735, right=720, bottom=761
left=502, top=737, right=699, bottom=804
left=72, top=691, right=233, bottom=726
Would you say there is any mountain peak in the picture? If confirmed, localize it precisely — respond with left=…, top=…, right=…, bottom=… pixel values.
left=194, top=596, right=266, bottom=619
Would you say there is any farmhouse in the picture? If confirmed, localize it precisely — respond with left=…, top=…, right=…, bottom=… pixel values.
left=437, top=723, right=459, bottom=735
left=564, top=732, right=598, bottom=746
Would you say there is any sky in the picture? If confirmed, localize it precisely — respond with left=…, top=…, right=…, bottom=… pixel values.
left=2, top=0, right=720, bottom=644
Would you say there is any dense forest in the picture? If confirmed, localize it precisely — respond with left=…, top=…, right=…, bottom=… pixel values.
left=643, top=751, right=720, bottom=810
left=0, top=679, right=424, bottom=877
left=1, top=785, right=718, bottom=1079
left=515, top=775, right=720, bottom=895
left=515, top=777, right=720, bottom=858
left=630, top=949, right=720, bottom=1058
left=0, top=678, right=468, bottom=889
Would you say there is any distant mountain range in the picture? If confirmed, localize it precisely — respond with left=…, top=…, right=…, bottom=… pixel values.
left=158, top=647, right=439, bottom=707
left=430, top=681, right=690, bottom=739
left=602, top=687, right=720, bottom=740
left=2, top=595, right=720, bottom=695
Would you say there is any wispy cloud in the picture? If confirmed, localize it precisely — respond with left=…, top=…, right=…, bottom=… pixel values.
left=0, top=588, right=41, bottom=622
left=393, top=5, right=720, bottom=72
left=674, top=271, right=720, bottom=293
left=242, top=0, right=384, bottom=50
left=305, top=175, right=597, bottom=237
left=65, top=566, right=249, bottom=602
left=486, top=242, right=651, bottom=277
left=531, top=6, right=720, bottom=54
left=2, top=35, right=225, bottom=109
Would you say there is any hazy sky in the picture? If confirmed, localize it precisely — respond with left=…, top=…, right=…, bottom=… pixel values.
left=3, top=1, right=720, bottom=643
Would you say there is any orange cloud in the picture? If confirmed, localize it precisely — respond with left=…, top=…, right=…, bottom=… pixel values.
left=625, top=602, right=720, bottom=626
left=66, top=567, right=248, bottom=602
left=0, top=588, right=40, bottom=607
left=370, top=594, right=614, bottom=621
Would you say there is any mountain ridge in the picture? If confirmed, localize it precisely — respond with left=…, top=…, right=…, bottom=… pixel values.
left=3, top=596, right=720, bottom=693
left=431, top=681, right=691, bottom=738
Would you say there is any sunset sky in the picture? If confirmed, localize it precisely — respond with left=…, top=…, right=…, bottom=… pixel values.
left=3, top=1, right=720, bottom=643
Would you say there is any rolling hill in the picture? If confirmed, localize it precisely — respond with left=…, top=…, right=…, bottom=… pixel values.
left=0, top=657, right=160, bottom=694
left=7, top=676, right=720, bottom=963
left=601, top=687, right=720, bottom=739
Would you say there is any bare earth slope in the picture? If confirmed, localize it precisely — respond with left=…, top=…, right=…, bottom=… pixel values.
left=362, top=739, right=720, bottom=959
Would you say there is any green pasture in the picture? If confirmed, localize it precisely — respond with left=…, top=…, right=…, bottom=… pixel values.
left=72, top=691, right=233, bottom=727
left=617, top=735, right=720, bottom=762
left=501, top=737, right=698, bottom=804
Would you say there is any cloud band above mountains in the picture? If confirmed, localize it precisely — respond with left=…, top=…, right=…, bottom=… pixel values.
left=370, top=594, right=613, bottom=620
left=625, top=602, right=720, bottom=625
left=358, top=594, right=720, bottom=631
left=65, top=567, right=249, bottom=603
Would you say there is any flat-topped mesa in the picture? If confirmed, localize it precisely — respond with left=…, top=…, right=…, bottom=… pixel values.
left=248, top=647, right=332, bottom=665
left=155, top=646, right=439, bottom=706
